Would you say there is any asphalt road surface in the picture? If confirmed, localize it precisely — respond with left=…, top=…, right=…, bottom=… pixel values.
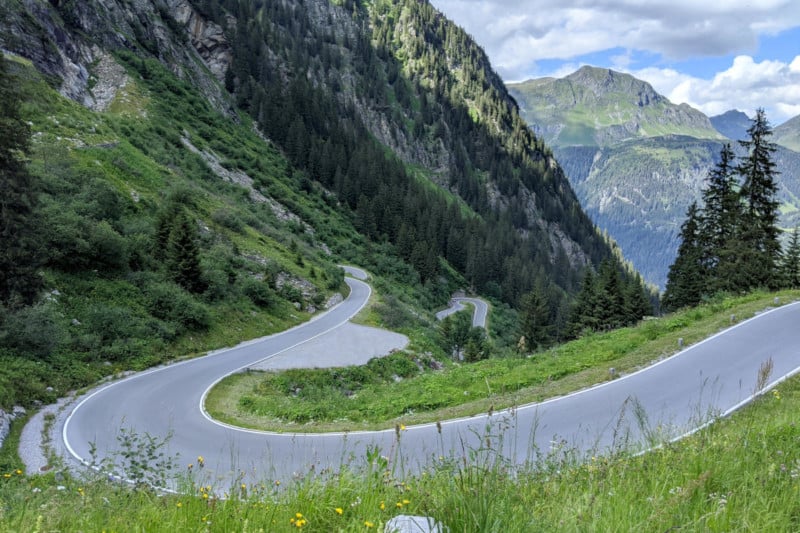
left=61, top=280, right=800, bottom=490
left=435, top=297, right=489, bottom=328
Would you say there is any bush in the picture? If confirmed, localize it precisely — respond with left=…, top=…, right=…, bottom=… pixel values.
left=0, top=302, right=67, bottom=359
left=144, top=282, right=211, bottom=332
left=242, top=278, right=275, bottom=308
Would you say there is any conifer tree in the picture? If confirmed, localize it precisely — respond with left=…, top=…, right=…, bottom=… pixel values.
left=567, top=269, right=599, bottom=336
left=783, top=226, right=800, bottom=289
left=700, top=144, right=740, bottom=282
left=0, top=52, right=41, bottom=307
left=663, top=202, right=706, bottom=310
left=519, top=288, right=551, bottom=351
left=736, top=108, right=781, bottom=289
left=166, top=211, right=206, bottom=294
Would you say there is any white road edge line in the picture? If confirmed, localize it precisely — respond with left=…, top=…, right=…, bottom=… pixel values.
left=61, top=270, right=371, bottom=468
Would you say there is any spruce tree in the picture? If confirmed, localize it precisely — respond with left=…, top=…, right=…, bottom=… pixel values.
left=519, top=288, right=551, bottom=351
left=700, top=143, right=741, bottom=286
left=736, top=108, right=781, bottom=289
left=783, top=226, right=800, bottom=289
left=567, top=269, right=599, bottom=336
left=0, top=52, right=41, bottom=307
left=166, top=211, right=206, bottom=294
left=663, top=202, right=706, bottom=310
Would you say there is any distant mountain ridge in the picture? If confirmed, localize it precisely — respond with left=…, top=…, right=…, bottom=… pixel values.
left=508, top=67, right=800, bottom=288
left=508, top=66, right=723, bottom=149
left=774, top=114, right=800, bottom=152
left=710, top=109, right=752, bottom=141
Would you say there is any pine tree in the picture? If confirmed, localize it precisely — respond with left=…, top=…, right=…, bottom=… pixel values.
left=519, top=288, right=551, bottom=351
left=663, top=202, right=706, bottom=310
left=567, top=269, right=599, bottom=336
left=596, top=259, right=627, bottom=329
left=736, top=108, right=781, bottom=289
left=166, top=211, right=206, bottom=294
left=700, top=143, right=741, bottom=286
left=783, top=226, right=800, bottom=289
left=0, top=52, right=42, bottom=307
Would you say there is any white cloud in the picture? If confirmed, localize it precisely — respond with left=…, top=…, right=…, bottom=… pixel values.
left=630, top=56, right=800, bottom=124
left=429, top=0, right=800, bottom=122
left=431, top=0, right=800, bottom=78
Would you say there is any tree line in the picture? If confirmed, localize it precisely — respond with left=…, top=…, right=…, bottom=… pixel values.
left=663, top=109, right=800, bottom=309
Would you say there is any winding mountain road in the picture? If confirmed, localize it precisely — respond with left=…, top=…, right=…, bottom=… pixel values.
left=435, top=296, right=489, bottom=328
left=59, top=276, right=800, bottom=489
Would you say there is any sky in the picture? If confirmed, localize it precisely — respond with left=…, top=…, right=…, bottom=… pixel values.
left=428, top=0, right=800, bottom=125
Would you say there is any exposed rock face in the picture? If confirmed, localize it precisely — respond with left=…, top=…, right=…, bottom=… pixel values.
left=167, top=0, right=231, bottom=81
left=0, top=0, right=233, bottom=115
left=87, top=51, right=131, bottom=112
left=0, top=406, right=26, bottom=451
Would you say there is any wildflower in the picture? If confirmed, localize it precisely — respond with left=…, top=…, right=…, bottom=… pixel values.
left=296, top=512, right=303, bottom=519
left=188, top=463, right=193, bottom=469
left=275, top=480, right=281, bottom=486
left=379, top=501, right=385, bottom=510
left=400, top=424, right=406, bottom=431
left=364, top=521, right=374, bottom=528
left=396, top=502, right=403, bottom=508
left=15, top=469, right=22, bottom=476
left=402, top=499, right=410, bottom=505
left=197, top=455, right=205, bottom=467
left=335, top=507, right=344, bottom=515
left=176, top=502, right=183, bottom=508
left=2, top=473, right=10, bottom=479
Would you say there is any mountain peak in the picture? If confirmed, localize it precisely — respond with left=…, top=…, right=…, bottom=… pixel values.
left=507, top=65, right=721, bottom=148
left=564, top=66, right=664, bottom=107
left=709, top=109, right=752, bottom=141
left=774, top=114, right=800, bottom=152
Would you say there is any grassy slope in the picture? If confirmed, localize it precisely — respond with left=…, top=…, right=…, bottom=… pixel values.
left=0, top=53, right=373, bottom=407
left=206, top=290, right=800, bottom=432
left=3, top=298, right=800, bottom=531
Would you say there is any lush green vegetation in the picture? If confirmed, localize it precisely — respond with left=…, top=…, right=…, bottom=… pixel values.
left=665, top=112, right=800, bottom=310
left=4, top=337, right=800, bottom=531
left=0, top=0, right=657, bottom=410
left=509, top=67, right=800, bottom=290
left=206, top=289, right=800, bottom=432
left=202, top=0, right=648, bottom=328
left=0, top=51, right=435, bottom=410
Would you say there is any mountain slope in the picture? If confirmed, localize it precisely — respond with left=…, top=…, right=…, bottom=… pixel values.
left=509, top=67, right=800, bottom=288
left=774, top=114, right=800, bottom=152
left=710, top=109, right=752, bottom=141
left=508, top=66, right=723, bottom=148
left=0, top=0, right=645, bottom=407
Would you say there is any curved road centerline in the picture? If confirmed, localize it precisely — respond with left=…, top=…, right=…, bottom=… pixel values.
left=60, top=281, right=800, bottom=489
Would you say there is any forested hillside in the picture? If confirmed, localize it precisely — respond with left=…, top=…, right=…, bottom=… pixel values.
left=509, top=67, right=800, bottom=288
left=0, top=0, right=650, bottom=408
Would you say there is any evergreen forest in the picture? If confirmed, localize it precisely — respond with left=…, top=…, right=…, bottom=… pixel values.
left=664, top=109, right=800, bottom=309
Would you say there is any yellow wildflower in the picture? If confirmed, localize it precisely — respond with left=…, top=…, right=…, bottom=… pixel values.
left=379, top=501, right=385, bottom=510
left=365, top=521, right=374, bottom=528
left=335, top=507, right=344, bottom=515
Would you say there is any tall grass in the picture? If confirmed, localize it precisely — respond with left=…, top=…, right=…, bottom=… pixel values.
left=2, top=371, right=799, bottom=531
left=207, top=290, right=800, bottom=432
